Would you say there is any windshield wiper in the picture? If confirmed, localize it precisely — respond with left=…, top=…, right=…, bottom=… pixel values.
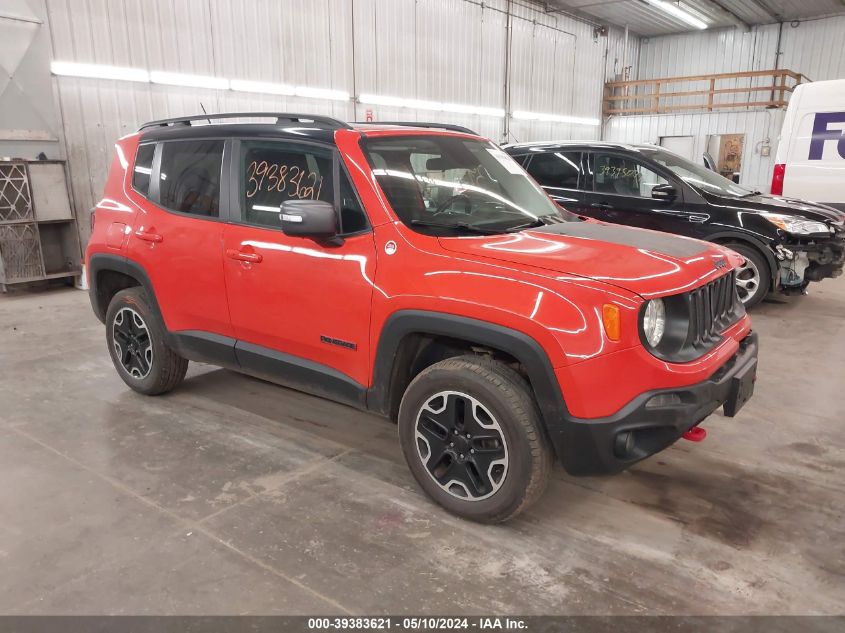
left=739, top=190, right=762, bottom=198
left=410, top=219, right=503, bottom=234
left=505, top=215, right=567, bottom=233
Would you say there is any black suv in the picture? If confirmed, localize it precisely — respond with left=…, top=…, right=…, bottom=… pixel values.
left=505, top=141, right=845, bottom=307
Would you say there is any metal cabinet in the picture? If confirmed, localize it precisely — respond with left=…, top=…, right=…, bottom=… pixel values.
left=0, top=160, right=81, bottom=291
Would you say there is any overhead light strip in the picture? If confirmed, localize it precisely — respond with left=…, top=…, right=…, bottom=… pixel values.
left=150, top=71, right=229, bottom=90
left=359, top=93, right=505, bottom=118
left=50, top=62, right=599, bottom=124
left=644, top=0, right=707, bottom=30
left=51, top=61, right=149, bottom=83
left=512, top=110, right=601, bottom=126
left=51, top=61, right=349, bottom=102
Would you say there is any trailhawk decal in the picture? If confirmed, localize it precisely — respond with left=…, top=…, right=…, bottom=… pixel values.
left=320, top=335, right=357, bottom=351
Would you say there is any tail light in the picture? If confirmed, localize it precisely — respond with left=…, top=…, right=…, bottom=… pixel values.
left=771, top=163, right=786, bottom=195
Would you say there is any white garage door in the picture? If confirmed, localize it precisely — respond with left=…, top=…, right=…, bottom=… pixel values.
left=659, top=136, right=695, bottom=161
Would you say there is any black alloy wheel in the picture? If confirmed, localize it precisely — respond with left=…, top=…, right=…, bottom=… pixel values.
left=415, top=390, right=508, bottom=500
left=112, top=307, right=153, bottom=379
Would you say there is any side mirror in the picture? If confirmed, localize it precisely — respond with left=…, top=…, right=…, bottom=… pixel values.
left=280, top=200, right=339, bottom=242
left=651, top=184, right=677, bottom=202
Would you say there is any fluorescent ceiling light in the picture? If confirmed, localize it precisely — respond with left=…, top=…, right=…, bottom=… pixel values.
left=51, top=61, right=149, bottom=82
left=294, top=86, right=350, bottom=101
left=230, top=79, right=295, bottom=96
left=645, top=0, right=707, bottom=30
left=150, top=71, right=229, bottom=90
left=512, top=110, right=601, bottom=126
left=359, top=93, right=505, bottom=118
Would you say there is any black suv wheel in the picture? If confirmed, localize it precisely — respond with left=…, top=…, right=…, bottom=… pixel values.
left=725, top=242, right=770, bottom=308
left=398, top=355, right=552, bottom=523
left=105, top=288, right=188, bottom=395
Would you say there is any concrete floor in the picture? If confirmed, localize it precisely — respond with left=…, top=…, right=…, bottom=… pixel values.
left=0, top=279, right=843, bottom=616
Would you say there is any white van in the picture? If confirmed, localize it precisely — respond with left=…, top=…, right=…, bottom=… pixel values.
left=772, top=79, right=845, bottom=211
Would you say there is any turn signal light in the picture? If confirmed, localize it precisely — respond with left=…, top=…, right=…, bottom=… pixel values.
left=602, top=304, right=621, bottom=341
left=771, top=163, right=786, bottom=195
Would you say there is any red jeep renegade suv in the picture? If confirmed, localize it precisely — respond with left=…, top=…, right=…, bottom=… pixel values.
left=87, top=113, right=758, bottom=523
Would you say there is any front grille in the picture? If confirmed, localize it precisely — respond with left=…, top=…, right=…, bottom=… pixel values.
left=686, top=271, right=742, bottom=348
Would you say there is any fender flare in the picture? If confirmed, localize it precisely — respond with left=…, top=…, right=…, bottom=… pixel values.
left=367, top=310, right=569, bottom=434
left=706, top=231, right=779, bottom=290
left=88, top=253, right=163, bottom=324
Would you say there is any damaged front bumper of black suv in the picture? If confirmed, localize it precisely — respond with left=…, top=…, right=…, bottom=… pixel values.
left=774, top=233, right=845, bottom=293
left=549, top=331, right=759, bottom=477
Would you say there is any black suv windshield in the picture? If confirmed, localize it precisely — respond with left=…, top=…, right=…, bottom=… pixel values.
left=361, top=135, right=567, bottom=234
left=640, top=147, right=756, bottom=198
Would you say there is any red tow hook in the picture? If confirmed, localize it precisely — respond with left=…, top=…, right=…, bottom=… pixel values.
left=682, top=426, right=707, bottom=442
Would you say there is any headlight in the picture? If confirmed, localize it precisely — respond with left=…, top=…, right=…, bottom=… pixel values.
left=762, top=213, right=830, bottom=235
left=642, top=299, right=666, bottom=348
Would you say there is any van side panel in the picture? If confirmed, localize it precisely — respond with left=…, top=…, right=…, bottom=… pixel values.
left=780, top=80, right=845, bottom=209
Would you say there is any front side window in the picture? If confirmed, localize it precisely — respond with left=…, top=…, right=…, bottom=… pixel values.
left=158, top=140, right=223, bottom=217
left=361, top=136, right=567, bottom=235
left=240, top=141, right=334, bottom=230
left=132, top=143, right=155, bottom=195
left=526, top=151, right=582, bottom=189
left=640, top=147, right=755, bottom=197
left=593, top=153, right=668, bottom=198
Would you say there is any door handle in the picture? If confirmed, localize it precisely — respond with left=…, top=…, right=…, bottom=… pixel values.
left=225, top=248, right=263, bottom=264
left=135, top=229, right=163, bottom=243
left=590, top=202, right=613, bottom=210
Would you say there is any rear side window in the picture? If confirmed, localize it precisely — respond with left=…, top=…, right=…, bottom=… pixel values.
left=240, top=141, right=334, bottom=230
left=132, top=144, right=155, bottom=195
left=158, top=140, right=224, bottom=217
left=526, top=151, right=582, bottom=189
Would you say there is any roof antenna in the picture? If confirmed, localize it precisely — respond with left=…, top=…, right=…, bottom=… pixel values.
left=199, top=102, right=211, bottom=124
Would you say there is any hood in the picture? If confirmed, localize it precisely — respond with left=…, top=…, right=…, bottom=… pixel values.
left=704, top=191, right=845, bottom=225
left=438, top=221, right=742, bottom=299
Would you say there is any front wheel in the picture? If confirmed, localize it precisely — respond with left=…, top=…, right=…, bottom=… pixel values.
left=398, top=356, right=553, bottom=523
left=724, top=242, right=770, bottom=309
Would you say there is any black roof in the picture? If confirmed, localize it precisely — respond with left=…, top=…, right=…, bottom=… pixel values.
left=504, top=140, right=653, bottom=153
left=137, top=112, right=479, bottom=144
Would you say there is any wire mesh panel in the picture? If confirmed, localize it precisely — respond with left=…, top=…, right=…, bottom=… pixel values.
left=0, top=223, right=44, bottom=281
left=0, top=163, right=34, bottom=223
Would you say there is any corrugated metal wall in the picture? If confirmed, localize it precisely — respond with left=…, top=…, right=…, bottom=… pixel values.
left=43, top=0, right=637, bottom=242
left=604, top=15, right=845, bottom=191
left=604, top=109, right=786, bottom=190
left=635, top=16, right=845, bottom=81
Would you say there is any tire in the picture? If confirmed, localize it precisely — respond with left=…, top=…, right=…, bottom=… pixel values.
left=724, top=242, right=770, bottom=309
left=105, top=287, right=188, bottom=395
left=398, top=355, right=553, bottom=523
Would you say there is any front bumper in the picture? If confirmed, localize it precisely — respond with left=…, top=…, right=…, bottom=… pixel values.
left=777, top=237, right=845, bottom=290
left=549, top=331, right=759, bottom=476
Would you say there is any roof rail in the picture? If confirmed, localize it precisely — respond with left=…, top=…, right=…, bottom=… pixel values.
left=139, top=112, right=352, bottom=131
left=357, top=121, right=478, bottom=135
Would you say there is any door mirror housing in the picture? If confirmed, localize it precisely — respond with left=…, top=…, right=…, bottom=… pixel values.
left=280, top=200, right=340, bottom=242
left=651, top=184, right=677, bottom=202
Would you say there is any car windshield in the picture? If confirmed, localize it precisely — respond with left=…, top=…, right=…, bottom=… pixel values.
left=640, top=147, right=757, bottom=198
left=360, top=135, right=569, bottom=234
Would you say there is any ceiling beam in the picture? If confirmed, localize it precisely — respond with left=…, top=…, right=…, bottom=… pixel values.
left=702, top=0, right=752, bottom=31
left=746, top=0, right=781, bottom=21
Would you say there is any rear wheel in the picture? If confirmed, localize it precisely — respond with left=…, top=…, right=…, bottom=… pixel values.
left=398, top=355, right=553, bottom=523
left=725, top=242, right=770, bottom=309
left=105, top=288, right=188, bottom=395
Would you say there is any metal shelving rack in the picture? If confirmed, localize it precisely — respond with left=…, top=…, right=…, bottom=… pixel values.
left=0, top=160, right=82, bottom=291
